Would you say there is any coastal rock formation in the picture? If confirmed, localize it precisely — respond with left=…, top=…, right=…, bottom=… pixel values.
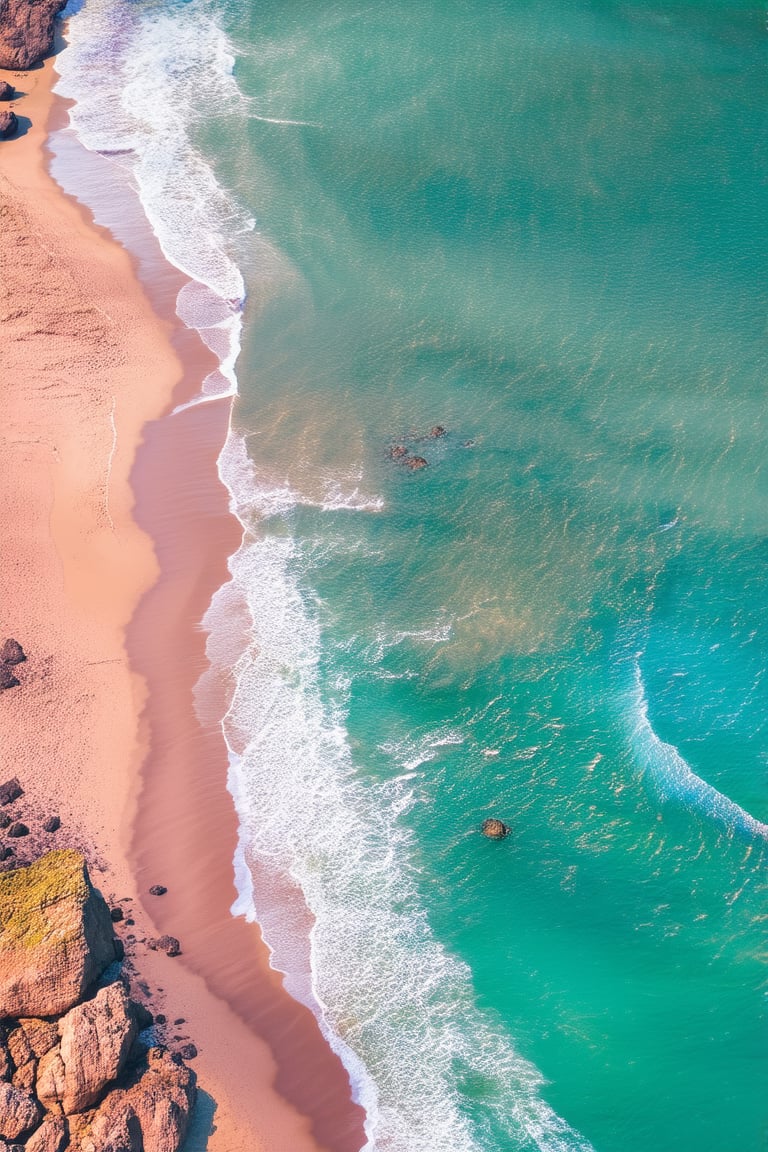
left=0, top=80, right=13, bottom=100
left=1, top=640, right=25, bottom=665
left=37, top=984, right=139, bottom=1113
left=147, top=935, right=180, bottom=958
left=0, top=850, right=197, bottom=1151
left=404, top=456, right=428, bottom=471
left=481, top=817, right=510, bottom=840
left=0, top=109, right=18, bottom=139
left=0, top=0, right=68, bottom=70
left=0, top=851, right=119, bottom=1018
left=67, top=1047, right=196, bottom=1152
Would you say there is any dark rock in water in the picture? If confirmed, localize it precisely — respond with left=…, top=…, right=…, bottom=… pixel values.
left=154, top=1014, right=166, bottom=1026
left=0, top=666, right=20, bottom=691
left=42, top=816, right=60, bottom=833
left=0, top=0, right=68, bottom=70
left=148, top=884, right=167, bottom=896
left=173, top=1019, right=185, bottom=1026
left=0, top=640, right=25, bottom=665
left=429, top=425, right=447, bottom=438
left=177, top=1043, right=197, bottom=1061
left=0, top=779, right=23, bottom=807
left=6, top=823, right=29, bottom=839
left=387, top=445, right=408, bottom=460
left=481, top=818, right=510, bottom=840
left=147, top=936, right=180, bottom=958
left=0, top=81, right=13, bottom=101
left=110, top=906, right=124, bottom=922
left=0, top=110, right=18, bottom=140
left=404, top=456, right=428, bottom=470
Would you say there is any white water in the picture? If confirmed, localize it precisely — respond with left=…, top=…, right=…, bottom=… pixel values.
left=628, top=661, right=768, bottom=841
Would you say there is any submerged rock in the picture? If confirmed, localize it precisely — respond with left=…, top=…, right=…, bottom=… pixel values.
left=0, top=850, right=119, bottom=1018
left=481, top=818, right=510, bottom=840
left=404, top=455, right=428, bottom=470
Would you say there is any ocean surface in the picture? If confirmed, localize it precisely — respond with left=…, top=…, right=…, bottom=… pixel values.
left=55, top=2, right=767, bottom=1150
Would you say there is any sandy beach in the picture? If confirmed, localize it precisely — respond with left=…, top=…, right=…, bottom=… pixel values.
left=0, top=50, right=364, bottom=1152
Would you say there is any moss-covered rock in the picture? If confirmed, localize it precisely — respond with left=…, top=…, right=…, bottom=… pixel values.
left=0, top=851, right=118, bottom=1018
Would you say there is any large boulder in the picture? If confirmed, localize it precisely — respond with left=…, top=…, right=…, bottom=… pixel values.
left=0, top=0, right=68, bottom=69
left=37, top=983, right=138, bottom=1114
left=69, top=1048, right=196, bottom=1152
left=0, top=1080, right=42, bottom=1140
left=0, top=851, right=119, bottom=1018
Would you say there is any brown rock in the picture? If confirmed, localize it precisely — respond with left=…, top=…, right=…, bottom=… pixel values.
left=6, top=823, right=29, bottom=839
left=70, top=1047, right=196, bottom=1152
left=147, top=935, right=180, bottom=957
left=480, top=817, right=510, bottom=840
left=0, top=80, right=14, bottom=100
left=18, top=1019, right=58, bottom=1061
left=0, top=109, right=17, bottom=140
left=148, top=885, right=167, bottom=896
left=0, top=850, right=119, bottom=1018
left=0, top=0, right=68, bottom=70
left=404, top=455, right=428, bottom=470
left=0, top=641, right=25, bottom=665
left=24, top=1114, right=67, bottom=1152
left=0, top=1030, right=12, bottom=1081
left=0, top=779, right=23, bottom=806
left=429, top=425, right=447, bottom=438
left=387, top=445, right=408, bottom=460
left=37, top=983, right=139, bottom=1114
left=0, top=1080, right=42, bottom=1140
left=0, top=665, right=20, bottom=690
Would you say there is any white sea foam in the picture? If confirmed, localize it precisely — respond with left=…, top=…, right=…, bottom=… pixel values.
left=56, top=5, right=594, bottom=1147
left=628, top=662, right=768, bottom=840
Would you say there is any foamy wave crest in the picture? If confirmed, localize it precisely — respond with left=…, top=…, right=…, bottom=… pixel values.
left=628, top=662, right=768, bottom=840
left=200, top=432, right=595, bottom=1152
left=55, top=0, right=252, bottom=400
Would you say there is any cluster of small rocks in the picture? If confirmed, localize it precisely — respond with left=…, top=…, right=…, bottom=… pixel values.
left=0, top=852, right=196, bottom=1151
left=386, top=425, right=449, bottom=471
left=1, top=779, right=61, bottom=872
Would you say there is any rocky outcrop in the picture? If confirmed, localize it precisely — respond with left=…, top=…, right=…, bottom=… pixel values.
left=0, top=851, right=119, bottom=1018
left=68, top=1048, right=195, bottom=1152
left=38, top=984, right=139, bottom=1114
left=0, top=80, right=14, bottom=100
left=0, top=0, right=68, bottom=70
left=0, top=851, right=197, bottom=1151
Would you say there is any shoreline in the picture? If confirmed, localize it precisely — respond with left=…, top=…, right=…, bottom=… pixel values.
left=0, top=46, right=365, bottom=1152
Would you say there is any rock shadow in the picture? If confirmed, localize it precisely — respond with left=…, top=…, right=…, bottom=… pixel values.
left=181, top=1089, right=217, bottom=1152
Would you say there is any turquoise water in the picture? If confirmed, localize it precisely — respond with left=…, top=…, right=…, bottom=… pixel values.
left=58, top=2, right=767, bottom=1149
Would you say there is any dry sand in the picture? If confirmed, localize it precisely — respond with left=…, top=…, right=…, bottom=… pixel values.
left=0, top=56, right=365, bottom=1152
